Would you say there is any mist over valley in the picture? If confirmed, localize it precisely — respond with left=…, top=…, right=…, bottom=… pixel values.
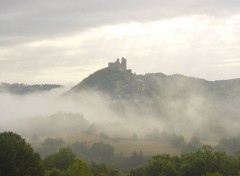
left=2, top=1, right=240, bottom=175
left=1, top=59, right=240, bottom=158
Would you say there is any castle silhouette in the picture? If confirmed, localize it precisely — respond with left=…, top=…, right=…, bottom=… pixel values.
left=108, top=58, right=127, bottom=72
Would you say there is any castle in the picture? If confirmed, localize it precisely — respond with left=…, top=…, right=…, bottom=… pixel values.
left=108, top=58, right=147, bottom=92
left=108, top=58, right=127, bottom=72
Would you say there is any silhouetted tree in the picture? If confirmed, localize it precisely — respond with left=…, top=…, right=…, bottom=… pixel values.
left=36, top=138, right=65, bottom=158
left=44, top=147, right=76, bottom=171
left=89, top=142, right=114, bottom=162
left=0, top=131, right=43, bottom=176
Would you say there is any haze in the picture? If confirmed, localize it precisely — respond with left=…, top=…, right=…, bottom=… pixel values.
left=1, top=0, right=240, bottom=159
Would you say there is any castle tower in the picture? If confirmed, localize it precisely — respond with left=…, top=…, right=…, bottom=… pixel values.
left=121, top=57, right=127, bottom=71
left=108, top=58, right=127, bottom=72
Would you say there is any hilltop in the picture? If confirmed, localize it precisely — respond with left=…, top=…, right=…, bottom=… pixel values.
left=0, top=83, right=62, bottom=95
left=68, top=58, right=240, bottom=102
left=66, top=59, right=240, bottom=141
left=69, top=67, right=143, bottom=99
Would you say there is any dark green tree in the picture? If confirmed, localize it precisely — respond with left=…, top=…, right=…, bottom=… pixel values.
left=44, top=147, right=76, bottom=171
left=89, top=142, right=114, bottom=162
left=44, top=168, right=65, bottom=176
left=37, top=138, right=65, bottom=158
left=146, top=154, right=178, bottom=176
left=181, top=136, right=202, bottom=153
left=129, top=167, right=147, bottom=176
left=202, top=172, right=223, bottom=176
left=90, top=162, right=120, bottom=176
left=66, top=159, right=91, bottom=176
left=125, top=151, right=148, bottom=169
left=216, top=136, right=240, bottom=154
left=0, top=131, right=43, bottom=176
left=180, top=145, right=238, bottom=176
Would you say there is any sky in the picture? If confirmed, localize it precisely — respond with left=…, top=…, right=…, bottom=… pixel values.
left=0, top=0, right=240, bottom=85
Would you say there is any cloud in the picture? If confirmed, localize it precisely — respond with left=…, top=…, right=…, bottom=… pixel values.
left=1, top=83, right=240, bottom=142
left=0, top=1, right=240, bottom=84
left=1, top=15, right=240, bottom=83
left=1, top=0, right=240, bottom=45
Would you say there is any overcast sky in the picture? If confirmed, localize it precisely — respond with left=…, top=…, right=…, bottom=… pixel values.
left=1, top=0, right=240, bottom=84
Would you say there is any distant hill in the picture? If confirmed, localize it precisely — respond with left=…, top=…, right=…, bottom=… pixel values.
left=68, top=67, right=240, bottom=101
left=0, top=83, right=62, bottom=95
left=69, top=68, right=141, bottom=98
left=67, top=66, right=240, bottom=141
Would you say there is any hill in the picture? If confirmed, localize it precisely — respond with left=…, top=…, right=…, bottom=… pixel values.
left=69, top=68, right=142, bottom=98
left=0, top=83, right=62, bottom=95
left=66, top=64, right=240, bottom=140
left=68, top=67, right=240, bottom=101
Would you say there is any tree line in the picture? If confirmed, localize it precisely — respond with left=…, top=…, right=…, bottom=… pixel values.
left=2, top=131, right=240, bottom=176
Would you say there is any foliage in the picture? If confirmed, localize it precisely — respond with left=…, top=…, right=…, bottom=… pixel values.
left=70, top=141, right=115, bottom=163
left=66, top=159, right=91, bottom=176
left=89, top=142, right=114, bottom=161
left=118, top=151, right=148, bottom=170
left=129, top=167, right=147, bottom=176
left=203, top=173, right=223, bottom=176
left=44, top=168, right=65, bottom=176
left=40, top=140, right=148, bottom=170
left=146, top=155, right=179, bottom=176
left=127, top=145, right=240, bottom=176
left=5, top=132, right=240, bottom=176
left=0, top=131, right=43, bottom=176
left=37, top=138, right=65, bottom=158
left=90, top=162, right=120, bottom=176
left=44, top=147, right=76, bottom=171
left=70, top=141, right=89, bottom=158
left=180, top=145, right=238, bottom=176
left=216, top=135, right=240, bottom=154
left=0, top=83, right=61, bottom=95
left=69, top=67, right=141, bottom=98
left=181, top=136, right=202, bottom=153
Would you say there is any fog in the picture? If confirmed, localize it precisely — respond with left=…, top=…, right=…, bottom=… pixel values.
left=1, top=83, right=240, bottom=148
left=0, top=88, right=162, bottom=140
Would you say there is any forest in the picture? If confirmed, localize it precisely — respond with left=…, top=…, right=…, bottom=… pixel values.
left=1, top=131, right=240, bottom=176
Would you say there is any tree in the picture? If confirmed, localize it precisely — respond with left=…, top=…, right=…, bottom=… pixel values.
left=146, top=154, right=178, bottom=176
left=44, top=147, right=76, bottom=171
left=129, top=167, right=147, bottom=176
left=180, top=145, right=238, bottom=176
left=125, top=151, right=148, bottom=169
left=89, top=142, right=114, bottom=162
left=44, top=168, right=65, bottom=176
left=36, top=138, right=65, bottom=158
left=0, top=131, right=43, bottom=176
left=181, top=136, right=202, bottom=153
left=203, top=173, right=223, bottom=176
left=216, top=136, right=240, bottom=154
left=70, top=141, right=89, bottom=157
left=90, top=162, right=120, bottom=176
left=66, top=159, right=91, bottom=176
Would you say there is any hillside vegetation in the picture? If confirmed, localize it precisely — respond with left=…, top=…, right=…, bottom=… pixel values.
left=0, top=83, right=62, bottom=95
left=69, top=67, right=240, bottom=101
